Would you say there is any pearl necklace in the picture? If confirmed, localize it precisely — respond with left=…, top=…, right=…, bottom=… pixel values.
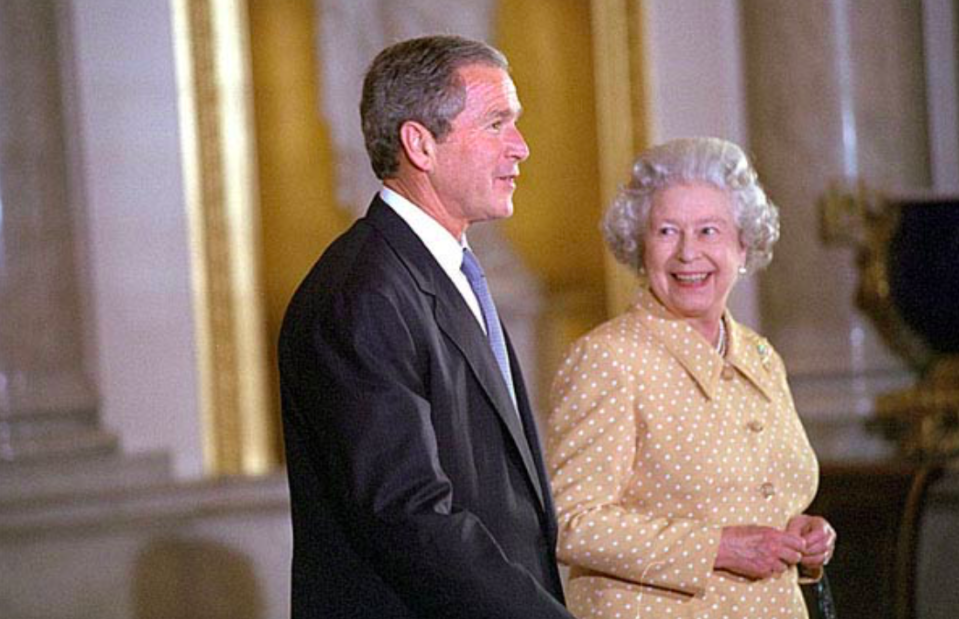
left=716, top=318, right=728, bottom=358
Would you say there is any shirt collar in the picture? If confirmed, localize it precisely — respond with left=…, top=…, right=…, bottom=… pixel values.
left=380, top=187, right=470, bottom=277
left=631, top=286, right=777, bottom=402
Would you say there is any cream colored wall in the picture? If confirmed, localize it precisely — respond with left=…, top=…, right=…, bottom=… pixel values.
left=70, top=0, right=203, bottom=478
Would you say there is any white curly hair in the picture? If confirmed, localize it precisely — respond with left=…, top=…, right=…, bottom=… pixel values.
left=602, top=137, right=780, bottom=275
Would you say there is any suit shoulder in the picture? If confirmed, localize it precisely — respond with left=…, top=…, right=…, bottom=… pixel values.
left=295, top=219, right=414, bottom=295
left=279, top=221, right=416, bottom=338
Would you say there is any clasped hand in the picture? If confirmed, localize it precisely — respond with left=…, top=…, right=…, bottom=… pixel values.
left=714, top=515, right=836, bottom=580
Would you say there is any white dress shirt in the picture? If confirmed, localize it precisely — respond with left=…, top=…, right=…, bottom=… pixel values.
left=379, top=187, right=486, bottom=333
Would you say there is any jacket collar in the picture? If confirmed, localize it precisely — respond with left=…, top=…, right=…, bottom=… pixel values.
left=724, top=318, right=779, bottom=402
left=632, top=287, right=777, bottom=402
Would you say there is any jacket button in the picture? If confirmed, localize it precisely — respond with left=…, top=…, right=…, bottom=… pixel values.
left=747, top=420, right=764, bottom=433
left=721, top=364, right=735, bottom=380
left=760, top=482, right=776, bottom=498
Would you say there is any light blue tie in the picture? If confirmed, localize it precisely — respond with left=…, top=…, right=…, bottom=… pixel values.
left=461, top=248, right=517, bottom=407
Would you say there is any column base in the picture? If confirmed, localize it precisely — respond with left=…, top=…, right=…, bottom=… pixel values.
left=0, top=471, right=291, bottom=619
left=0, top=450, right=171, bottom=503
left=0, top=406, right=118, bottom=463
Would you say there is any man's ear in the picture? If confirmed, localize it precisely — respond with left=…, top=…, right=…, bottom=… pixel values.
left=398, top=121, right=435, bottom=172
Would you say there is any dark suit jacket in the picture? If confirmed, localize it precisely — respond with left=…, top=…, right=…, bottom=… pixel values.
left=279, top=196, right=572, bottom=619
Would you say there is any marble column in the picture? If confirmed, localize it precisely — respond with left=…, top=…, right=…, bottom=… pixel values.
left=742, top=0, right=931, bottom=461
left=0, top=0, right=113, bottom=461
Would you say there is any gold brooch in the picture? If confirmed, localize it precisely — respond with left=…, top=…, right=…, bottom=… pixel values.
left=758, top=342, right=772, bottom=370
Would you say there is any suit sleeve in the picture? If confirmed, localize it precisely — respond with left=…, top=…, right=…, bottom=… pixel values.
left=547, top=335, right=722, bottom=598
left=284, top=287, right=573, bottom=619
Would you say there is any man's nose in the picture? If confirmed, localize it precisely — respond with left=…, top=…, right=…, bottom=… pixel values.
left=508, top=126, right=530, bottom=162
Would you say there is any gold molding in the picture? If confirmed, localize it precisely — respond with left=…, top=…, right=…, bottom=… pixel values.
left=877, top=358, right=959, bottom=460
left=590, top=0, right=649, bottom=316
left=172, top=0, right=276, bottom=475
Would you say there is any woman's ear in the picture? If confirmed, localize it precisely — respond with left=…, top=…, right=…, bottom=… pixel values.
left=398, top=121, right=435, bottom=172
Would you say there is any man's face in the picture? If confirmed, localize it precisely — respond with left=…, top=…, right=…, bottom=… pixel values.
left=430, top=64, right=530, bottom=228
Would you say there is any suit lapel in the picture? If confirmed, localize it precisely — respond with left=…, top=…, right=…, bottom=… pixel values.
left=433, top=300, right=546, bottom=510
left=364, top=198, right=546, bottom=511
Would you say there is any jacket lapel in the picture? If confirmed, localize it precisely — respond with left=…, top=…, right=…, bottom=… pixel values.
left=365, top=198, right=546, bottom=511
left=724, top=321, right=778, bottom=402
left=433, top=300, right=547, bottom=510
left=633, top=288, right=724, bottom=399
left=633, top=286, right=775, bottom=402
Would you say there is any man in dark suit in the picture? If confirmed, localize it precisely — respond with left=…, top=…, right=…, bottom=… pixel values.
left=279, top=35, right=574, bottom=618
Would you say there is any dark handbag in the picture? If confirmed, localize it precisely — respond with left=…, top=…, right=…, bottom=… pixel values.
left=804, top=570, right=837, bottom=619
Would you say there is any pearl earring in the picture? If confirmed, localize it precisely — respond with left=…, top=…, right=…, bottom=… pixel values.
left=738, top=266, right=747, bottom=275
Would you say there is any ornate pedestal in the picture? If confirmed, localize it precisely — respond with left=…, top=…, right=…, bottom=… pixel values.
left=822, top=187, right=959, bottom=459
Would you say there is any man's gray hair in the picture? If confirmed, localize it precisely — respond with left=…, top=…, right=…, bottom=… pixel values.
left=360, top=35, right=508, bottom=180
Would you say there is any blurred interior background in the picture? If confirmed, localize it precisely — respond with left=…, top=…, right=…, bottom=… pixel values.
left=1, top=1, right=957, bottom=617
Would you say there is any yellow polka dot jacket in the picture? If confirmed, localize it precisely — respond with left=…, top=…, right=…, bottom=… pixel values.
left=548, top=286, right=819, bottom=619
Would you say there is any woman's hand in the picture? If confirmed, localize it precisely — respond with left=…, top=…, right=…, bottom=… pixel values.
left=714, top=525, right=806, bottom=580
left=786, top=514, right=837, bottom=571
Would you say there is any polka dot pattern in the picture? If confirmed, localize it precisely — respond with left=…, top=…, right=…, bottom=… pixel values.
left=548, top=287, right=819, bottom=619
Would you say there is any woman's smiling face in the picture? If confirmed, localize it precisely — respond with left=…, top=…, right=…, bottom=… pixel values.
left=642, top=182, right=746, bottom=330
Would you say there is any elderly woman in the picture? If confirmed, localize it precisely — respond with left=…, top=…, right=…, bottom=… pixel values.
left=548, top=137, right=835, bottom=619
